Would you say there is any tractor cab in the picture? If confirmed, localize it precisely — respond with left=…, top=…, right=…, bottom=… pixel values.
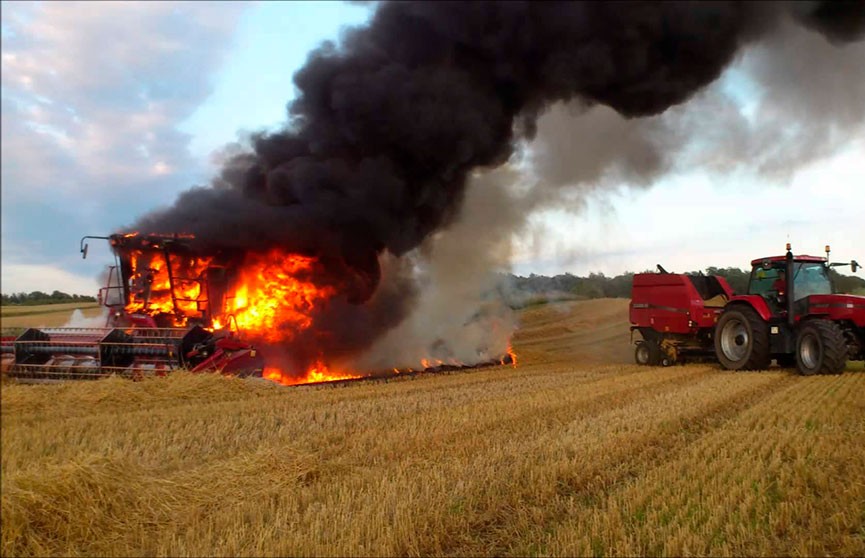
left=748, top=255, right=833, bottom=313
left=747, top=245, right=860, bottom=321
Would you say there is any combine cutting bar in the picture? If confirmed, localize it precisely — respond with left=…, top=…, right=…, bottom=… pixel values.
left=12, top=343, right=173, bottom=356
left=1, top=326, right=194, bottom=381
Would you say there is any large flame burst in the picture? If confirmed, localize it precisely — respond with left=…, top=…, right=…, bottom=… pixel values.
left=122, top=243, right=515, bottom=385
left=223, top=251, right=360, bottom=385
left=227, top=251, right=332, bottom=342
left=124, top=247, right=359, bottom=384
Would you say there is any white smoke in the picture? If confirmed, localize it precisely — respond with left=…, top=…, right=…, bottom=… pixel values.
left=355, top=166, right=522, bottom=370
left=62, top=308, right=109, bottom=328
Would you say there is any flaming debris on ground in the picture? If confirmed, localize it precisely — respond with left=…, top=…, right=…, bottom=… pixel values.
left=120, top=2, right=863, bottom=383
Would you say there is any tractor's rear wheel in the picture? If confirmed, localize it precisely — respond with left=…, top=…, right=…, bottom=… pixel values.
left=714, top=307, right=771, bottom=370
left=795, top=320, right=847, bottom=375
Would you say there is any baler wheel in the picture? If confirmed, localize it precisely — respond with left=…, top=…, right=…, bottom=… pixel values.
left=634, top=341, right=651, bottom=365
left=714, top=307, right=771, bottom=370
left=645, top=341, right=662, bottom=366
left=795, top=320, right=847, bottom=375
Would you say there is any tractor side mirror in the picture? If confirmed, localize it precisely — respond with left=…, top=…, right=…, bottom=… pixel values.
left=853, top=260, right=860, bottom=273
left=81, top=243, right=89, bottom=259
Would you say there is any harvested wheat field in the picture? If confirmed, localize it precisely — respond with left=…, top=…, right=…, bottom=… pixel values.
left=1, top=303, right=102, bottom=329
left=2, top=298, right=864, bottom=557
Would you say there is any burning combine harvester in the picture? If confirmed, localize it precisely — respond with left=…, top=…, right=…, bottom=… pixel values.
left=1, top=233, right=514, bottom=383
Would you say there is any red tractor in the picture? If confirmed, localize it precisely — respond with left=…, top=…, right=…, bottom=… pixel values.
left=630, top=244, right=864, bottom=375
left=714, top=244, right=863, bottom=375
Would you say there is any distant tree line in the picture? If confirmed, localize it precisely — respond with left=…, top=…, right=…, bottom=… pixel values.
left=1, top=291, right=97, bottom=306
left=508, top=266, right=865, bottom=302
left=829, top=269, right=865, bottom=295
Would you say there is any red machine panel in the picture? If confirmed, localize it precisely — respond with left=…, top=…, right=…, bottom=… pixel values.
left=630, top=273, right=733, bottom=334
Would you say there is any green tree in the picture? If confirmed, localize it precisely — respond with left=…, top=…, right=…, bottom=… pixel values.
left=829, top=269, right=865, bottom=295
left=703, top=267, right=750, bottom=294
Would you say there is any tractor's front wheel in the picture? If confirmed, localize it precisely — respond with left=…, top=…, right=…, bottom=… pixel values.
left=714, top=307, right=771, bottom=370
left=795, top=320, right=847, bottom=375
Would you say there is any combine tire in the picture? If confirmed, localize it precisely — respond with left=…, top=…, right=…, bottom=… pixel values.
left=634, top=341, right=651, bottom=365
left=795, top=320, right=847, bottom=375
left=714, top=307, right=771, bottom=370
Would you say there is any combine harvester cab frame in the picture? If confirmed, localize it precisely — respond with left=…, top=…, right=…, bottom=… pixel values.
left=629, top=267, right=733, bottom=366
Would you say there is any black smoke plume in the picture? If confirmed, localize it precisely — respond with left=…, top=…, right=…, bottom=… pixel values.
left=130, top=1, right=865, bottom=374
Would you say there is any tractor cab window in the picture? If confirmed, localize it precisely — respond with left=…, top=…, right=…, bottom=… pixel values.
left=792, top=262, right=832, bottom=299
left=750, top=261, right=832, bottom=301
left=750, top=265, right=785, bottom=298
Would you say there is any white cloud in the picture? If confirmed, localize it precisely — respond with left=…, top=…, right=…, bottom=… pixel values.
left=1, top=263, right=101, bottom=296
left=1, top=1, right=247, bottom=201
left=513, top=139, right=865, bottom=277
left=1, top=1, right=249, bottom=283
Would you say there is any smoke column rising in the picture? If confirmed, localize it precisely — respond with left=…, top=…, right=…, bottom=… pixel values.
left=130, top=1, right=865, bottom=373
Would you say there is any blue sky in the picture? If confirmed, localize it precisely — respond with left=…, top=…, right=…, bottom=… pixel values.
left=2, top=1, right=863, bottom=295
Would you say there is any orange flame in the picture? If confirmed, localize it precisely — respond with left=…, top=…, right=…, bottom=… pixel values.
left=124, top=250, right=212, bottom=325
left=120, top=242, right=516, bottom=384
left=220, top=250, right=353, bottom=382
left=226, top=251, right=334, bottom=343
left=263, top=362, right=361, bottom=386
left=506, top=344, right=518, bottom=367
